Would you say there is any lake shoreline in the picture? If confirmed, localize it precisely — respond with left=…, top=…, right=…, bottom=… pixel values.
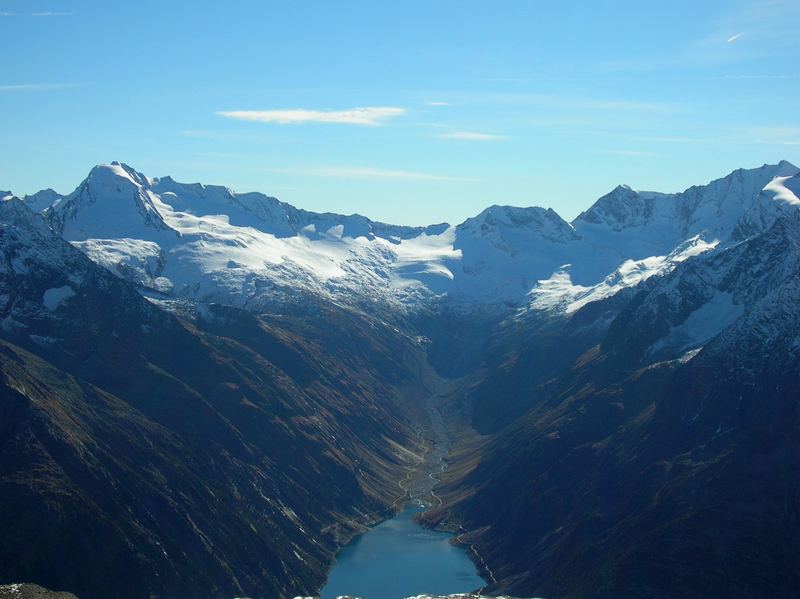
left=318, top=389, right=488, bottom=599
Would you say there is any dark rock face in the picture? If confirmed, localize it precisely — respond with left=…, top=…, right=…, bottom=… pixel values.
left=437, top=213, right=800, bottom=598
left=0, top=201, right=430, bottom=599
left=448, top=350, right=800, bottom=598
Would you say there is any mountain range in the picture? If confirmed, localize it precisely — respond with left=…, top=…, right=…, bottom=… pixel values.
left=1, top=160, right=799, bottom=598
left=22, top=159, right=798, bottom=312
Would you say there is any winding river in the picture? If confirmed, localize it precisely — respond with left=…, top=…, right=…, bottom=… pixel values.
left=319, top=399, right=487, bottom=599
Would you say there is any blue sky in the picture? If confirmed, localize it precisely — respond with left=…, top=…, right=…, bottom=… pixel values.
left=1, top=0, right=798, bottom=225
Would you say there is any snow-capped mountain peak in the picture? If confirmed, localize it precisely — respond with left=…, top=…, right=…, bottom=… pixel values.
left=0, top=195, right=49, bottom=231
left=574, top=160, right=799, bottom=237
left=23, top=188, right=63, bottom=212
left=459, top=204, right=578, bottom=244
left=50, top=162, right=172, bottom=240
left=573, top=184, right=670, bottom=231
left=603, top=207, right=800, bottom=364
left=8, top=160, right=798, bottom=315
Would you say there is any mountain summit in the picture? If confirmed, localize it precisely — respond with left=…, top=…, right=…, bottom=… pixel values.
left=14, top=160, right=797, bottom=313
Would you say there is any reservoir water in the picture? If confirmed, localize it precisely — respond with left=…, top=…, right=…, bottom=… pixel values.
left=319, top=398, right=487, bottom=599
left=319, top=506, right=485, bottom=599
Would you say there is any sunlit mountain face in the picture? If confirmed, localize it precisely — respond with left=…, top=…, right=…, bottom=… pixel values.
left=1, top=160, right=799, bottom=598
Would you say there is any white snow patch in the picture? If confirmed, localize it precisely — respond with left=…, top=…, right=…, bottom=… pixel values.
left=325, top=224, right=344, bottom=238
left=72, top=238, right=170, bottom=291
left=386, top=227, right=461, bottom=290
left=649, top=292, right=743, bottom=355
left=529, top=236, right=718, bottom=314
left=763, top=175, right=800, bottom=206
left=42, top=285, right=75, bottom=311
left=677, top=347, right=703, bottom=363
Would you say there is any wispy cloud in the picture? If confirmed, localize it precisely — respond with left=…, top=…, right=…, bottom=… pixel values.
left=217, top=106, right=406, bottom=126
left=271, top=166, right=475, bottom=182
left=0, top=83, right=79, bottom=92
left=425, top=101, right=450, bottom=106
left=436, top=131, right=509, bottom=141
left=0, top=11, right=71, bottom=16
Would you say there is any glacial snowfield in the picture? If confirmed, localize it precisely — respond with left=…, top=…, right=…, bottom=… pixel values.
left=15, top=160, right=798, bottom=318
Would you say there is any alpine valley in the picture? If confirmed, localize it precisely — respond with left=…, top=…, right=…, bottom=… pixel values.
left=1, top=160, right=798, bottom=598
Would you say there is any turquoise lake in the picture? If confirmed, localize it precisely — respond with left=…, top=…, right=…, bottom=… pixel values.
left=319, top=506, right=485, bottom=599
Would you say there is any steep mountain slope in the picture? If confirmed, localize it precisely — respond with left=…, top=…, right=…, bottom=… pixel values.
left=0, top=198, right=432, bottom=599
left=432, top=208, right=800, bottom=598
left=461, top=168, right=800, bottom=429
left=4, top=160, right=800, bottom=599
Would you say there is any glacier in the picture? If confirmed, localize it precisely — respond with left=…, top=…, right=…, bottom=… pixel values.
left=8, top=159, right=800, bottom=320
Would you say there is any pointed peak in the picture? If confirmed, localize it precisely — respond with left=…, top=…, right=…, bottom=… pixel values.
left=0, top=196, right=29, bottom=217
left=460, top=203, right=577, bottom=243
left=0, top=195, right=48, bottom=231
left=86, top=162, right=150, bottom=189
left=25, top=187, right=60, bottom=197
left=720, top=160, right=799, bottom=183
left=605, top=183, right=640, bottom=199
left=573, top=183, right=647, bottom=228
left=471, top=203, right=557, bottom=223
left=51, top=162, right=173, bottom=239
left=23, top=188, right=63, bottom=212
left=772, top=159, right=800, bottom=179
